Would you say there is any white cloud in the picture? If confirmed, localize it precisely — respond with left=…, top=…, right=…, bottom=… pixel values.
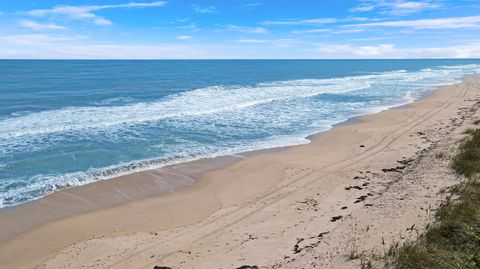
left=0, top=34, right=211, bottom=59
left=235, top=38, right=297, bottom=48
left=411, top=43, right=480, bottom=58
left=235, top=39, right=268, bottom=43
left=174, top=18, right=189, bottom=23
left=238, top=3, right=262, bottom=9
left=389, top=1, right=442, bottom=15
left=314, top=42, right=480, bottom=58
left=293, top=28, right=365, bottom=35
left=227, top=25, right=269, bottom=34
left=350, top=16, right=480, bottom=29
left=348, top=36, right=399, bottom=42
left=1, top=34, right=86, bottom=44
left=262, top=18, right=338, bottom=26
left=178, top=22, right=198, bottom=30
left=261, top=17, right=372, bottom=26
left=2, top=33, right=480, bottom=59
left=193, top=6, right=217, bottom=14
left=350, top=5, right=376, bottom=12
left=271, top=39, right=298, bottom=48
left=27, top=1, right=166, bottom=26
left=293, top=28, right=332, bottom=34
left=176, top=35, right=192, bottom=40
left=19, top=19, right=67, bottom=31
left=336, top=28, right=366, bottom=34
left=316, top=44, right=396, bottom=57
left=350, top=0, right=442, bottom=16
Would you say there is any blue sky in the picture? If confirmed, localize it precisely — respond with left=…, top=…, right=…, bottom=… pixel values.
left=0, top=0, right=479, bottom=59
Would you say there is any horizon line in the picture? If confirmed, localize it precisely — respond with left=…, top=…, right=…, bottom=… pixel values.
left=1, top=58, right=479, bottom=61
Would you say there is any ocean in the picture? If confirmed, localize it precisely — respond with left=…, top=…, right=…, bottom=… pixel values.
left=1, top=59, right=479, bottom=208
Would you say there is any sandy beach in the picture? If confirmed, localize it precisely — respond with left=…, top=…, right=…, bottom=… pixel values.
left=0, top=75, right=479, bottom=269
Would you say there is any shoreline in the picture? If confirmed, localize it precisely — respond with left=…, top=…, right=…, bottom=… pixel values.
left=0, top=78, right=446, bottom=243
left=0, top=80, right=436, bottom=239
left=0, top=75, right=452, bottom=212
left=0, top=73, right=458, bottom=211
left=0, top=75, right=479, bottom=268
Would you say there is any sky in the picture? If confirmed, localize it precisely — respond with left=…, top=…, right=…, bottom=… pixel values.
left=0, top=0, right=479, bottom=59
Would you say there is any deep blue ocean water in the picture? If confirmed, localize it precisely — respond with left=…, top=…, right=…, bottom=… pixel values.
left=1, top=59, right=479, bottom=207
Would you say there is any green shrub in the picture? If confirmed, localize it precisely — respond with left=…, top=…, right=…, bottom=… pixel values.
left=390, top=129, right=480, bottom=269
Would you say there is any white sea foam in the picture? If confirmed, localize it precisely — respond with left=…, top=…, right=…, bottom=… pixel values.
left=94, top=96, right=136, bottom=105
left=0, top=133, right=314, bottom=207
left=1, top=64, right=479, bottom=207
left=0, top=70, right=423, bottom=140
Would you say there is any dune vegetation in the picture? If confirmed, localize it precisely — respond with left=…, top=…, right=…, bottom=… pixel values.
left=389, top=128, right=480, bottom=269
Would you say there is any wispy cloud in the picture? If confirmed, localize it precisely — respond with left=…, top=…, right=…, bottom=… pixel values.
left=2, top=34, right=86, bottom=44
left=174, top=18, right=189, bottom=23
left=261, top=17, right=372, bottom=26
left=262, top=18, right=338, bottom=26
left=27, top=1, right=166, bottom=26
left=0, top=34, right=211, bottom=59
left=336, top=28, right=366, bottom=34
left=2, top=33, right=480, bottom=59
left=234, top=38, right=298, bottom=48
left=227, top=25, right=269, bottom=34
left=314, top=42, right=480, bottom=58
left=193, top=6, right=217, bottom=14
left=350, top=5, right=376, bottom=12
left=316, top=43, right=395, bottom=57
left=348, top=36, right=399, bottom=42
left=176, top=35, right=192, bottom=40
left=293, top=28, right=365, bottom=34
left=350, top=0, right=442, bottom=16
left=19, top=19, right=67, bottom=31
left=238, top=3, right=263, bottom=9
left=235, top=39, right=268, bottom=43
left=178, top=22, right=198, bottom=30
left=0, top=11, right=4, bottom=16
left=350, top=16, right=480, bottom=29
left=412, top=42, right=480, bottom=58
left=292, top=28, right=332, bottom=34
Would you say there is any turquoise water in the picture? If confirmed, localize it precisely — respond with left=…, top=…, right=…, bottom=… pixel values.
left=0, top=60, right=479, bottom=207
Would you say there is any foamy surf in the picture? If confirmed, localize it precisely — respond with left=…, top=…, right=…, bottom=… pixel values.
left=1, top=61, right=479, bottom=207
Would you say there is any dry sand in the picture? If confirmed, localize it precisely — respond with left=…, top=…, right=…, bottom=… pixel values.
left=0, top=76, right=479, bottom=269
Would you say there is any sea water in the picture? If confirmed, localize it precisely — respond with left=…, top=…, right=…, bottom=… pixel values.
left=1, top=59, right=479, bottom=207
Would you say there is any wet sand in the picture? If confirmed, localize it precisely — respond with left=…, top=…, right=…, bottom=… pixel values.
left=0, top=154, right=245, bottom=244
left=0, top=75, right=479, bottom=269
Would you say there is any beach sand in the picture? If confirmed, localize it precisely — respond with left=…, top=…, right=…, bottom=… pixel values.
left=0, top=75, right=479, bottom=269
